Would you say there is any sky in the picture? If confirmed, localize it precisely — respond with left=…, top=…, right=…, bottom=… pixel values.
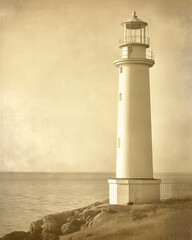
left=0, top=0, right=192, bottom=173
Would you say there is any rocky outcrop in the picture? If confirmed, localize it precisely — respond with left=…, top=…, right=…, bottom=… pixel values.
left=0, top=231, right=29, bottom=240
left=2, top=198, right=192, bottom=240
left=0, top=200, right=108, bottom=240
left=61, top=219, right=84, bottom=235
left=83, top=208, right=101, bottom=219
left=29, top=219, right=43, bottom=235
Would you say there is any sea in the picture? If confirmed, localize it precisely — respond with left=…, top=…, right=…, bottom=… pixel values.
left=0, top=171, right=192, bottom=237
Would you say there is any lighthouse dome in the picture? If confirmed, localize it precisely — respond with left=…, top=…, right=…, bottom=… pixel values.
left=121, top=11, right=147, bottom=29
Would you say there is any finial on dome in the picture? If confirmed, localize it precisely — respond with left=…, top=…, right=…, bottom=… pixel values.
left=132, top=11, right=137, bottom=18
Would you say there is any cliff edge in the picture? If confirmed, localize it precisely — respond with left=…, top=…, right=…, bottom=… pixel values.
left=1, top=198, right=192, bottom=240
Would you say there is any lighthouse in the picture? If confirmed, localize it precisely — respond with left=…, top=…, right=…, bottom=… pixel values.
left=108, top=12, right=160, bottom=204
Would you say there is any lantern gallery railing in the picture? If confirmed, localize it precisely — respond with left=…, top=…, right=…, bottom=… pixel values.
left=114, top=50, right=154, bottom=61
left=160, top=179, right=192, bottom=200
left=119, top=36, right=150, bottom=45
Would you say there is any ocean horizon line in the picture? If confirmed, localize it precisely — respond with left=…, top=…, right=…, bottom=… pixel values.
left=0, top=171, right=115, bottom=174
left=0, top=171, right=192, bottom=174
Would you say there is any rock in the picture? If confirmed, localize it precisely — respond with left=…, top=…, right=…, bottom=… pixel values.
left=80, top=209, right=104, bottom=232
left=90, top=202, right=102, bottom=207
left=93, top=212, right=106, bottom=222
left=106, top=208, right=117, bottom=213
left=67, top=216, right=76, bottom=222
left=61, top=222, right=78, bottom=235
left=29, top=219, right=43, bottom=234
left=27, top=212, right=74, bottom=240
left=83, top=209, right=101, bottom=220
left=80, top=224, right=86, bottom=230
left=42, top=218, right=61, bottom=234
left=74, top=210, right=81, bottom=217
left=24, top=232, right=41, bottom=240
left=0, top=231, right=29, bottom=240
left=41, top=230, right=59, bottom=240
left=43, top=211, right=73, bottom=227
left=71, top=219, right=83, bottom=226
left=85, top=221, right=89, bottom=227
left=61, top=219, right=83, bottom=235
left=77, top=217, right=84, bottom=222
left=85, top=216, right=91, bottom=221
left=42, top=214, right=66, bottom=234
left=88, top=221, right=93, bottom=226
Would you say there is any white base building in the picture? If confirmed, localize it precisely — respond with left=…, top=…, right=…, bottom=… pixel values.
left=108, top=179, right=160, bottom=204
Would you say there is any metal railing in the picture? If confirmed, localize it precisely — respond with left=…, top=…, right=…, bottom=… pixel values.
left=114, top=50, right=154, bottom=61
left=119, top=36, right=150, bottom=45
left=160, top=179, right=192, bottom=200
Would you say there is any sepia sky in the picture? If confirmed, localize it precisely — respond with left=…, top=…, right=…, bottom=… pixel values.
left=0, top=0, right=192, bottom=173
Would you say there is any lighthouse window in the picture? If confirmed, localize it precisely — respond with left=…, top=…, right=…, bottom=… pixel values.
left=118, top=138, right=120, bottom=148
left=128, top=46, right=133, bottom=53
left=119, top=93, right=122, bottom=101
left=120, top=67, right=123, bottom=73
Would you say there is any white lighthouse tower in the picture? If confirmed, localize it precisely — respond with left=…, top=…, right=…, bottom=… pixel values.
left=108, top=12, right=160, bottom=204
